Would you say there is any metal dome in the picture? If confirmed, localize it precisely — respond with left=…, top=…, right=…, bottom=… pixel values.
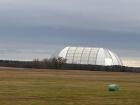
left=58, top=47, right=123, bottom=66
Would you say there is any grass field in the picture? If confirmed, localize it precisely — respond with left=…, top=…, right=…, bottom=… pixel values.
left=0, top=67, right=139, bottom=105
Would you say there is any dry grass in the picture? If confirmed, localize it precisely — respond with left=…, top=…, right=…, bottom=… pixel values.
left=0, top=67, right=139, bottom=105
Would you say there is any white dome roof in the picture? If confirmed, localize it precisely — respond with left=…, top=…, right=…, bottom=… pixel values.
left=59, top=47, right=123, bottom=66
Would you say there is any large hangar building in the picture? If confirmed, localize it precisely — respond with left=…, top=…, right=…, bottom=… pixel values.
left=59, top=47, right=123, bottom=66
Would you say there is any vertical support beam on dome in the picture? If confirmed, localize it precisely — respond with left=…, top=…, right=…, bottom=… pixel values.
left=65, top=47, right=70, bottom=63
left=65, top=47, right=70, bottom=59
left=95, top=48, right=100, bottom=65
left=87, top=48, right=92, bottom=65
left=114, top=53, right=123, bottom=65
left=72, top=47, right=78, bottom=64
left=80, top=47, right=85, bottom=64
left=106, top=48, right=114, bottom=65
left=103, top=48, right=106, bottom=65
left=79, top=47, right=85, bottom=64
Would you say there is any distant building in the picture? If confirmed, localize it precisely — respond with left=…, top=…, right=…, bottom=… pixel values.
left=59, top=47, right=123, bottom=66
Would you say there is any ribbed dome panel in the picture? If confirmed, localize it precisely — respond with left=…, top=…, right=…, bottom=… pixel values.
left=59, top=47, right=123, bottom=66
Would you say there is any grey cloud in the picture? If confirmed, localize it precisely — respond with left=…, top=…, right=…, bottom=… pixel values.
left=0, top=0, right=140, bottom=32
left=45, top=0, right=140, bottom=32
left=0, top=44, right=63, bottom=61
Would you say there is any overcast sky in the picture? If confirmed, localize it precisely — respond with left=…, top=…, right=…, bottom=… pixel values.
left=0, top=0, right=140, bottom=67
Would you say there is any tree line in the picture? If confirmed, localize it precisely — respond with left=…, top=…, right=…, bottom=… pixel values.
left=0, top=57, right=66, bottom=69
left=0, top=57, right=139, bottom=72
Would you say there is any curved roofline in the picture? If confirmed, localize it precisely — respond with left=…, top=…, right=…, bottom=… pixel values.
left=58, top=46, right=122, bottom=66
